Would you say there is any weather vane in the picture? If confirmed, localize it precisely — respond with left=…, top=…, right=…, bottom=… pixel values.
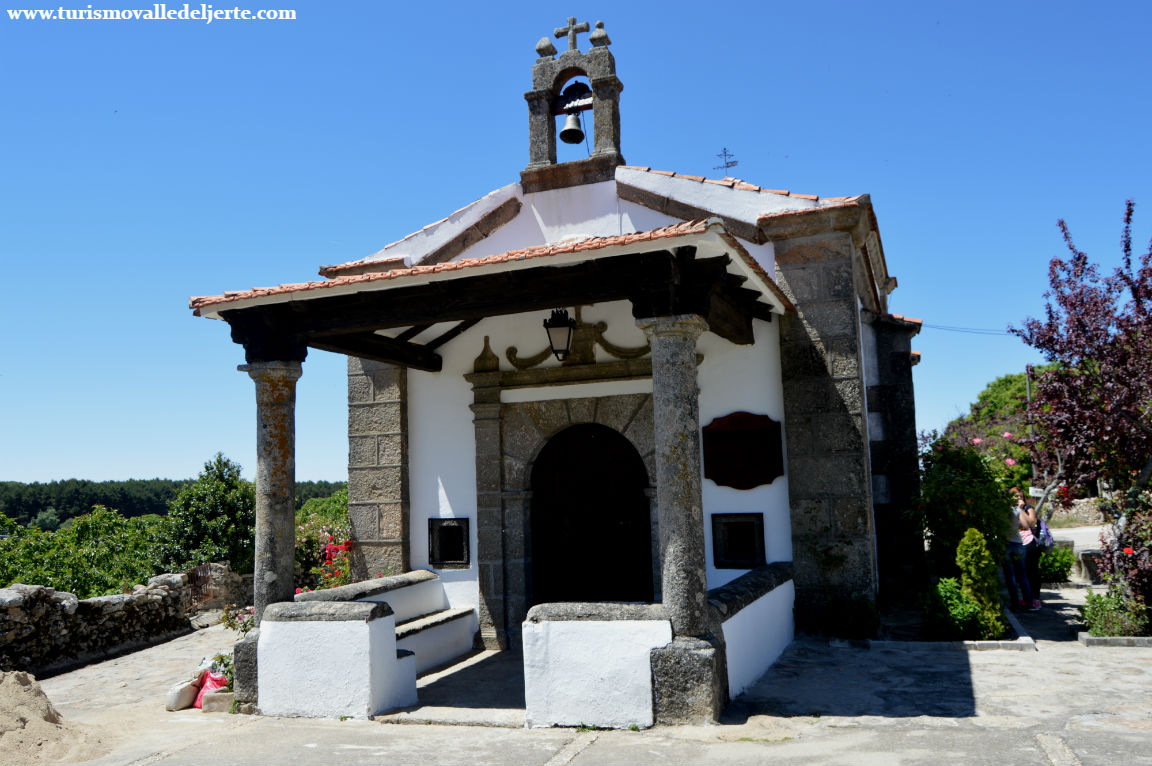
left=714, top=147, right=738, bottom=174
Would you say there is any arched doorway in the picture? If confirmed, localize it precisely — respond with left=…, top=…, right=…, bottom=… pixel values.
left=529, top=423, right=653, bottom=604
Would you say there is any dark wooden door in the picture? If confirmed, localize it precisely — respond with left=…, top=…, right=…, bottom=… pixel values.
left=530, top=423, right=653, bottom=604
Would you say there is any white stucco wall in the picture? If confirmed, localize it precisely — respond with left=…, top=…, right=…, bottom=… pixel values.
left=698, top=319, right=792, bottom=589
left=523, top=618, right=673, bottom=729
left=461, top=181, right=684, bottom=262
left=406, top=173, right=792, bottom=604
left=258, top=615, right=417, bottom=718
left=407, top=301, right=659, bottom=610
left=721, top=580, right=796, bottom=697
left=409, top=300, right=793, bottom=603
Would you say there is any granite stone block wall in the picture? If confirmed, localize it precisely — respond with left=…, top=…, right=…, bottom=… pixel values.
left=774, top=233, right=878, bottom=630
left=348, top=358, right=410, bottom=580
left=863, top=312, right=923, bottom=602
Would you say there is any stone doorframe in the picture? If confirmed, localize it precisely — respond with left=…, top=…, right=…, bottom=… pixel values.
left=465, top=337, right=661, bottom=649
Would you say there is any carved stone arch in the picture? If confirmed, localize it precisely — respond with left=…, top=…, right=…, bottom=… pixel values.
left=471, top=390, right=658, bottom=650
left=506, top=394, right=656, bottom=492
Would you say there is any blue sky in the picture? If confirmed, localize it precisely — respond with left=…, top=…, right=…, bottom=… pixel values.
left=2, top=1, right=1149, bottom=481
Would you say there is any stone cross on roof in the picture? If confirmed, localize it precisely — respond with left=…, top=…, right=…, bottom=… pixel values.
left=554, top=17, right=589, bottom=51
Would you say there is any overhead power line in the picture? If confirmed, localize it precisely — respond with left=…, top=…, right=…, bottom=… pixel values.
left=921, top=323, right=1011, bottom=336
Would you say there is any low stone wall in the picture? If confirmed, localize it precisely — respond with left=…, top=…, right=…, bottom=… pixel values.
left=708, top=562, right=795, bottom=698
left=189, top=562, right=253, bottom=611
left=0, top=574, right=192, bottom=677
left=1048, top=498, right=1103, bottom=526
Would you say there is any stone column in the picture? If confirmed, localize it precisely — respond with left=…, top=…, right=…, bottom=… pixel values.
left=636, top=315, right=708, bottom=637
left=241, top=360, right=303, bottom=624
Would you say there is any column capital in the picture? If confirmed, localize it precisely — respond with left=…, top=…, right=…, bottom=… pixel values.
left=636, top=314, right=708, bottom=340
left=239, top=360, right=303, bottom=383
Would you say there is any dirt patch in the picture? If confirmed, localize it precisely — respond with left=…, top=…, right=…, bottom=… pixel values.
left=0, top=671, right=110, bottom=765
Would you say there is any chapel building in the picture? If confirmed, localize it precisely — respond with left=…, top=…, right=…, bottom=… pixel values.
left=191, top=18, right=921, bottom=726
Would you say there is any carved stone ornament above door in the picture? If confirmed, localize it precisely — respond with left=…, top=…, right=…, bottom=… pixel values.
left=505, top=306, right=649, bottom=369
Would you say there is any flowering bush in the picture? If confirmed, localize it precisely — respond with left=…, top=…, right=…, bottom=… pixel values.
left=220, top=603, right=255, bottom=636
left=212, top=653, right=235, bottom=690
left=1083, top=490, right=1152, bottom=636
left=939, top=370, right=1043, bottom=489
left=308, top=539, right=354, bottom=591
left=294, top=488, right=352, bottom=591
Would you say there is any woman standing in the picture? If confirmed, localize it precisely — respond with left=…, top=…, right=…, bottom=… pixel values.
left=1007, top=487, right=1041, bottom=610
left=1012, top=487, right=1043, bottom=609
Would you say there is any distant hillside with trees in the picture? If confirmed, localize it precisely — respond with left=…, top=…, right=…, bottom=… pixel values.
left=0, top=477, right=346, bottom=530
left=1, top=454, right=349, bottom=598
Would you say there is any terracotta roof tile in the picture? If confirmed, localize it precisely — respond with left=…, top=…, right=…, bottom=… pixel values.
left=618, top=166, right=835, bottom=201
left=191, top=219, right=714, bottom=313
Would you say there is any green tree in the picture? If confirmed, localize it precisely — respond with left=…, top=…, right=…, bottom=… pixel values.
left=0, top=507, right=163, bottom=597
left=156, top=454, right=256, bottom=574
left=941, top=367, right=1057, bottom=490
left=913, top=438, right=1013, bottom=577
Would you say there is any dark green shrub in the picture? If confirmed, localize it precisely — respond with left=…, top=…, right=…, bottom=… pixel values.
left=1081, top=590, right=1148, bottom=637
left=156, top=454, right=256, bottom=574
left=923, top=577, right=981, bottom=639
left=956, top=528, right=1008, bottom=639
left=913, top=438, right=1013, bottom=578
left=1039, top=546, right=1076, bottom=584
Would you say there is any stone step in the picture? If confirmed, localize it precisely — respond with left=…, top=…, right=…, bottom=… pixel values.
left=396, top=607, right=477, bottom=675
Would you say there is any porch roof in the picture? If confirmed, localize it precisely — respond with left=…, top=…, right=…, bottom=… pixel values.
left=190, top=218, right=790, bottom=318
left=190, top=218, right=793, bottom=372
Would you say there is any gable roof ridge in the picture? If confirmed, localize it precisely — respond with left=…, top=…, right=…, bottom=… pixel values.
left=618, top=165, right=834, bottom=201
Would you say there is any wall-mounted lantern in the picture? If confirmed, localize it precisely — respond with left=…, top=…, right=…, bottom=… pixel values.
left=543, top=309, right=577, bottom=361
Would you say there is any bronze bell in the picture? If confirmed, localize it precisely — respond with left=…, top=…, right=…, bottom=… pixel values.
left=559, top=112, right=584, bottom=144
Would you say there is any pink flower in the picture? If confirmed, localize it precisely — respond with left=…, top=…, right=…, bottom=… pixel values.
left=295, top=587, right=302, bottom=594
left=1002, top=431, right=1013, bottom=439
left=972, top=438, right=983, bottom=445
left=1005, top=458, right=1017, bottom=466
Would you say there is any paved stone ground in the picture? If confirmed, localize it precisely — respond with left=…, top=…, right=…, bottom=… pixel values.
left=33, top=584, right=1152, bottom=766
left=31, top=528, right=1148, bottom=766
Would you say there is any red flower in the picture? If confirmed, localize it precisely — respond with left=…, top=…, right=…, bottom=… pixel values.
left=295, top=587, right=302, bottom=594
left=1123, top=547, right=1135, bottom=555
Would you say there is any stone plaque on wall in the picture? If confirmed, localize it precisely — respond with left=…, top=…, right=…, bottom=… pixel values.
left=701, top=411, right=784, bottom=490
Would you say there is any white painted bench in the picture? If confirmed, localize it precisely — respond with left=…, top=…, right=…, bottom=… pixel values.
left=258, top=601, right=418, bottom=718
